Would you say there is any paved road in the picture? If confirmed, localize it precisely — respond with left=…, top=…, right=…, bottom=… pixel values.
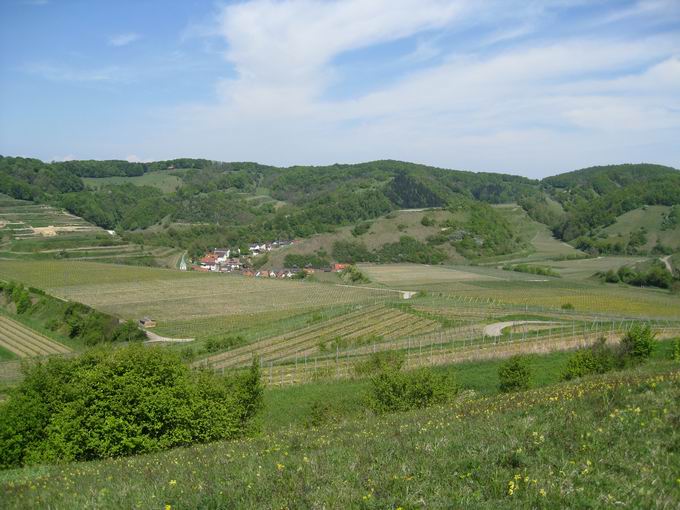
left=483, top=320, right=559, bottom=337
left=144, top=330, right=194, bottom=343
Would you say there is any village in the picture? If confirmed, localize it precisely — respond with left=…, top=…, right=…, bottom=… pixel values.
left=188, top=241, right=347, bottom=278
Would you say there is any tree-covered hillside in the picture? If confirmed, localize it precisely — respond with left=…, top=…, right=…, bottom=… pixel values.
left=2, top=156, right=679, bottom=261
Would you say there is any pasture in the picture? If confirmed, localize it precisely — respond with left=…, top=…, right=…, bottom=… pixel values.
left=601, top=205, right=680, bottom=251
left=3, top=361, right=678, bottom=509
left=82, top=171, right=184, bottom=193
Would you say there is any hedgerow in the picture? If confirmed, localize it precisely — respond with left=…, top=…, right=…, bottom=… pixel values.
left=0, top=346, right=263, bottom=469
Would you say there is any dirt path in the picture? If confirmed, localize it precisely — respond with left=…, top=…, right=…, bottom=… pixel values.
left=483, top=320, right=559, bottom=337
left=660, top=255, right=673, bottom=273
left=144, top=331, right=194, bottom=344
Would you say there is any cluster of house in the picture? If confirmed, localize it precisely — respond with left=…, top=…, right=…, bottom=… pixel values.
left=190, top=244, right=349, bottom=278
left=191, top=242, right=295, bottom=273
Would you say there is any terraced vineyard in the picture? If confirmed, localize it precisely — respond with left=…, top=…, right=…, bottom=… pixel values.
left=0, top=316, right=71, bottom=358
left=202, top=304, right=441, bottom=370
left=0, top=194, right=102, bottom=239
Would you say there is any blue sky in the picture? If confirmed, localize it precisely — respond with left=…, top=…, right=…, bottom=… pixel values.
left=1, top=0, right=679, bottom=177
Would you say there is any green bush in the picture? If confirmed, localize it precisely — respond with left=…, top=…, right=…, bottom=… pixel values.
left=673, top=339, right=680, bottom=362
left=619, top=323, right=656, bottom=362
left=498, top=355, right=532, bottom=392
left=561, top=338, right=616, bottom=380
left=0, top=346, right=263, bottom=469
left=367, top=367, right=457, bottom=414
left=354, top=350, right=405, bottom=376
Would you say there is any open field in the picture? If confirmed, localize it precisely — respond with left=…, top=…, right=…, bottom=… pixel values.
left=83, top=171, right=184, bottom=193
left=358, top=263, right=502, bottom=286
left=0, top=260, right=395, bottom=339
left=602, top=205, right=680, bottom=251
left=2, top=361, right=678, bottom=509
left=541, top=255, right=647, bottom=279
left=0, top=316, right=70, bottom=358
left=491, top=204, right=581, bottom=262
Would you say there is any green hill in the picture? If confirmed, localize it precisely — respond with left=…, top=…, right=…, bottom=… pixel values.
left=2, top=156, right=680, bottom=264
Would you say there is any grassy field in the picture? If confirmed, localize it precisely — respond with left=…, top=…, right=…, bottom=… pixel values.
left=261, top=339, right=678, bottom=430
left=491, top=204, right=582, bottom=262
left=2, top=360, right=678, bottom=509
left=83, top=171, right=184, bottom=193
left=602, top=205, right=680, bottom=251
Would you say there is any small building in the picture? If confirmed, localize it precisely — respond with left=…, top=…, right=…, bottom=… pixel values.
left=139, top=317, right=157, bottom=328
left=332, top=263, right=348, bottom=272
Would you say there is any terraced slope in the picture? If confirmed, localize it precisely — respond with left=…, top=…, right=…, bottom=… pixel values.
left=0, top=316, right=71, bottom=358
left=202, top=305, right=440, bottom=369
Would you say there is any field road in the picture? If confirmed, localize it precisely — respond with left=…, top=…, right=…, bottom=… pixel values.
left=661, top=255, right=673, bottom=273
left=144, top=330, right=194, bottom=343
left=483, top=321, right=559, bottom=337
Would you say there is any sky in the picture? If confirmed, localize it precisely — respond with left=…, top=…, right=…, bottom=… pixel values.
left=0, top=0, right=679, bottom=178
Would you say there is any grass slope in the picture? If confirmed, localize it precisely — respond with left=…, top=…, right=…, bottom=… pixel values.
left=601, top=205, right=680, bottom=252
left=83, top=171, right=185, bottom=194
left=2, top=361, right=678, bottom=509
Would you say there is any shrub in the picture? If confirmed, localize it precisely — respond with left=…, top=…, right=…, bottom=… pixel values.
left=673, top=339, right=680, bottom=362
left=111, top=320, right=147, bottom=342
left=354, top=350, right=405, bottom=376
left=498, top=355, right=532, bottom=392
left=0, top=346, right=263, bottom=468
left=619, top=323, right=656, bottom=363
left=561, top=303, right=574, bottom=310
left=367, top=367, right=457, bottom=414
left=341, top=265, right=370, bottom=283
left=562, top=338, right=616, bottom=380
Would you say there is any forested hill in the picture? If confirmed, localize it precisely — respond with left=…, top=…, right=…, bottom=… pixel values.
left=542, top=164, right=680, bottom=242
left=1, top=155, right=679, bottom=259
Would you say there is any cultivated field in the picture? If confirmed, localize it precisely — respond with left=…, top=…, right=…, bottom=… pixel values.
left=0, top=194, right=102, bottom=239
left=0, top=315, right=71, bottom=358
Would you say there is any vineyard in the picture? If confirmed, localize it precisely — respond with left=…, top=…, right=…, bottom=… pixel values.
left=201, top=304, right=441, bottom=370
left=0, top=316, right=71, bottom=358
left=231, top=317, right=680, bottom=386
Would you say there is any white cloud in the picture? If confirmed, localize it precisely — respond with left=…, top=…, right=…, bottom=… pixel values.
left=108, top=33, right=141, bottom=47
left=140, top=0, right=680, bottom=176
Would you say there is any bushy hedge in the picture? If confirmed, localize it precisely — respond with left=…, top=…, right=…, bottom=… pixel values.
left=561, top=338, right=615, bottom=380
left=0, top=346, right=263, bottom=469
left=562, top=324, right=657, bottom=381
left=498, top=355, right=532, bottom=392
left=367, top=367, right=457, bottom=413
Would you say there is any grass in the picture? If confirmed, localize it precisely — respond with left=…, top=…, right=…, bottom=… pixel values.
left=1, top=360, right=678, bottom=509
left=601, top=205, right=680, bottom=251
left=0, top=345, right=18, bottom=361
left=261, top=339, right=677, bottom=431
left=83, top=171, right=184, bottom=193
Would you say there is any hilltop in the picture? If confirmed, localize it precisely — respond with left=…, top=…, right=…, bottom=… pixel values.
left=1, top=157, right=679, bottom=269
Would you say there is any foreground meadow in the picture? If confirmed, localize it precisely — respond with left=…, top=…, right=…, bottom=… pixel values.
left=2, top=361, right=678, bottom=509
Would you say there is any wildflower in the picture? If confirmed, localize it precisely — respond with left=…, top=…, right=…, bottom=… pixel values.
left=165, top=505, right=172, bottom=510
left=276, top=463, right=285, bottom=471
left=169, top=480, right=177, bottom=487
left=539, top=489, right=546, bottom=497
